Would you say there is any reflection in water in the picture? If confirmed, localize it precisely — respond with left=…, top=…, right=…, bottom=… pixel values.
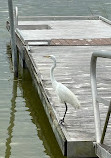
left=5, top=79, right=17, bottom=158
left=5, top=45, right=17, bottom=157
left=18, top=69, right=65, bottom=158
left=5, top=44, right=65, bottom=158
left=6, top=44, right=13, bottom=73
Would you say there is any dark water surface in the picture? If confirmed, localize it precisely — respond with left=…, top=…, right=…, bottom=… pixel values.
left=0, top=0, right=111, bottom=158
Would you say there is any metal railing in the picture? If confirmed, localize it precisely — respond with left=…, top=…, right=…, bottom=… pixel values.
left=90, top=50, right=111, bottom=144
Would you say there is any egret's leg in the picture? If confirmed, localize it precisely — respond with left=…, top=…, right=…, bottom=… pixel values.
left=63, top=102, right=68, bottom=122
left=59, top=102, right=68, bottom=125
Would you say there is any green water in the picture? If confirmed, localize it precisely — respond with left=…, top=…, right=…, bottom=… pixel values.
left=0, top=0, right=111, bottom=158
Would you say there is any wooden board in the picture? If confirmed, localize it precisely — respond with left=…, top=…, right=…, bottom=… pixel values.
left=16, top=19, right=111, bottom=44
left=50, top=38, right=111, bottom=46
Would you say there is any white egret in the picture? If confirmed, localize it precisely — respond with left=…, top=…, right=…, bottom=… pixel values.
left=44, top=55, right=80, bottom=124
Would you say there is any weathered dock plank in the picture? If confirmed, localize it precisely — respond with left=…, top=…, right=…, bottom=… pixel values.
left=7, top=16, right=111, bottom=157
left=16, top=19, right=111, bottom=44
left=50, top=38, right=111, bottom=46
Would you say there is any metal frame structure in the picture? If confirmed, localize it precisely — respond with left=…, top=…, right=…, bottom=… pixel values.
left=90, top=50, right=111, bottom=144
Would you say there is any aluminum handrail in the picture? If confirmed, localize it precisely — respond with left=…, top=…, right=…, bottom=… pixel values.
left=90, top=50, right=111, bottom=143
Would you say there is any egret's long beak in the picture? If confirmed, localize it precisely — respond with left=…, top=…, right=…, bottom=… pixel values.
left=43, top=55, right=50, bottom=58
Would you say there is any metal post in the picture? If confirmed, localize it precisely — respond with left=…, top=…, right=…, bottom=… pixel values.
left=101, top=102, right=111, bottom=144
left=8, top=0, right=18, bottom=77
left=90, top=55, right=102, bottom=143
left=15, top=6, right=18, bottom=28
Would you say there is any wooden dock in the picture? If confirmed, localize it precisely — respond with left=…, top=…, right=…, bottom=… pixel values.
left=7, top=15, right=111, bottom=157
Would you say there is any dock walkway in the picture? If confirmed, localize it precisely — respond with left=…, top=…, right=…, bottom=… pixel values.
left=8, top=15, right=111, bottom=157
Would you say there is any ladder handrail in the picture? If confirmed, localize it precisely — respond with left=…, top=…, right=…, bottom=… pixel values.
left=90, top=50, right=111, bottom=143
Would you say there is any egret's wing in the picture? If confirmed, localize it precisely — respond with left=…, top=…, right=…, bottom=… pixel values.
left=55, top=82, right=73, bottom=102
left=55, top=82, right=80, bottom=108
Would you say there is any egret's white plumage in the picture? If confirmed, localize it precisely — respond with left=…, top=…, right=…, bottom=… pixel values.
left=44, top=55, right=80, bottom=124
left=54, top=82, right=80, bottom=109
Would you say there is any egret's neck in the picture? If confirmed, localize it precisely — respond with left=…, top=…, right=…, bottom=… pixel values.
left=50, top=58, right=56, bottom=85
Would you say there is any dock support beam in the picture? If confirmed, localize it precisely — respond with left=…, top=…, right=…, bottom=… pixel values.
left=8, top=0, right=18, bottom=77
